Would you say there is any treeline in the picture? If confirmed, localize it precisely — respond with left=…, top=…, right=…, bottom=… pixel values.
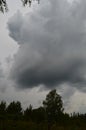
left=0, top=101, right=86, bottom=126
left=0, top=89, right=86, bottom=129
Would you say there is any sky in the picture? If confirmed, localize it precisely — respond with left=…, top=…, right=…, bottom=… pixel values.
left=1, top=0, right=86, bottom=113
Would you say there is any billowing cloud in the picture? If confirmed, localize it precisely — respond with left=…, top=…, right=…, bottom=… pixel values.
left=7, top=0, right=86, bottom=89
left=0, top=63, right=9, bottom=92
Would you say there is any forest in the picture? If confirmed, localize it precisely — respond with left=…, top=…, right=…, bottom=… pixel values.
left=0, top=89, right=86, bottom=130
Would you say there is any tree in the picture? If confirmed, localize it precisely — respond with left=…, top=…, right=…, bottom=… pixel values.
left=7, top=101, right=22, bottom=114
left=6, top=101, right=22, bottom=120
left=0, top=0, right=8, bottom=13
left=32, top=107, right=46, bottom=122
left=43, top=89, right=64, bottom=124
left=0, top=0, right=39, bottom=13
left=24, top=104, right=32, bottom=120
left=0, top=101, right=6, bottom=115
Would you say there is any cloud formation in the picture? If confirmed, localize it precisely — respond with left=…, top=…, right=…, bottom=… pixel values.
left=7, top=0, right=86, bottom=89
left=0, top=63, right=9, bottom=92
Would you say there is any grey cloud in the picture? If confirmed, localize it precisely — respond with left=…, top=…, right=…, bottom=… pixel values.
left=7, top=0, right=86, bottom=89
left=0, top=64, right=9, bottom=92
left=8, top=11, right=23, bottom=43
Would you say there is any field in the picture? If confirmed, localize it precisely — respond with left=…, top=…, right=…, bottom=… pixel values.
left=0, top=120, right=86, bottom=130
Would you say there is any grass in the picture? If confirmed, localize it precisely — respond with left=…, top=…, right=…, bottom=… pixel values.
left=0, top=120, right=86, bottom=130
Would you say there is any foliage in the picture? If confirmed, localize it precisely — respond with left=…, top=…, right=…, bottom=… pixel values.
left=32, top=107, right=46, bottom=122
left=0, top=0, right=39, bottom=13
left=43, top=89, right=64, bottom=123
left=0, top=90, right=86, bottom=129
left=21, top=0, right=40, bottom=6
left=24, top=104, right=32, bottom=120
left=0, top=0, right=8, bottom=13
left=6, top=101, right=22, bottom=114
left=0, top=101, right=6, bottom=114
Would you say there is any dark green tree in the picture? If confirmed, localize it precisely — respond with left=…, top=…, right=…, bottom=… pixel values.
left=7, top=101, right=22, bottom=114
left=32, top=107, right=46, bottom=122
left=43, top=89, right=64, bottom=124
left=24, top=104, right=32, bottom=120
left=0, top=101, right=7, bottom=129
left=0, top=101, right=6, bottom=115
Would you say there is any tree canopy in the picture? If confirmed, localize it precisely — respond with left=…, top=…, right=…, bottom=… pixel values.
left=0, top=101, right=6, bottom=114
left=6, top=101, right=22, bottom=115
left=43, top=89, right=64, bottom=123
left=0, top=0, right=8, bottom=13
left=0, top=90, right=86, bottom=130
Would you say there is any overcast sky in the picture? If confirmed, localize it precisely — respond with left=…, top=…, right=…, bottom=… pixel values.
left=1, top=0, right=86, bottom=113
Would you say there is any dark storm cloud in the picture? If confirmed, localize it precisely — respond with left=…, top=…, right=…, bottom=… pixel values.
left=7, top=0, right=86, bottom=89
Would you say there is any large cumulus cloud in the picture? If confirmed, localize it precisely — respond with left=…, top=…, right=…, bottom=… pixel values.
left=0, top=63, right=10, bottom=92
left=7, top=0, right=86, bottom=89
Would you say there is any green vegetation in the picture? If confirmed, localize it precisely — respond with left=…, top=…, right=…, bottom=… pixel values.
left=0, top=89, right=86, bottom=130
